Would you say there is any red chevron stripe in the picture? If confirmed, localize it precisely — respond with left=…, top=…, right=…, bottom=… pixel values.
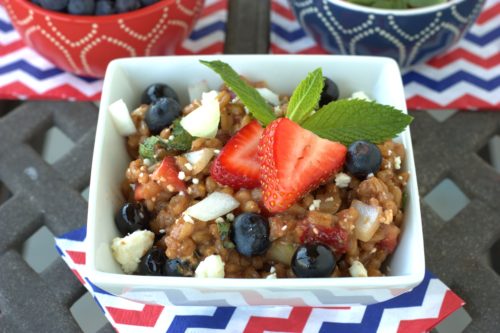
left=427, top=48, right=500, bottom=69
left=106, top=304, right=164, bottom=327
left=271, top=44, right=328, bottom=55
left=0, top=40, right=25, bottom=56
left=244, top=307, right=312, bottom=333
left=396, top=290, right=464, bottom=333
left=176, top=41, right=224, bottom=55
left=271, top=1, right=296, bottom=21
left=199, top=0, right=227, bottom=17
left=0, top=82, right=101, bottom=101
left=66, top=250, right=86, bottom=265
left=476, top=2, right=500, bottom=25
left=407, top=94, right=498, bottom=110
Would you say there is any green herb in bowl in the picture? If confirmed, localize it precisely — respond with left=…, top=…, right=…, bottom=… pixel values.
left=347, top=0, right=447, bottom=9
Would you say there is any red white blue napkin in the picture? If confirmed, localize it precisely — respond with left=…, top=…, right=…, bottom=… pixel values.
left=56, top=227, right=464, bottom=333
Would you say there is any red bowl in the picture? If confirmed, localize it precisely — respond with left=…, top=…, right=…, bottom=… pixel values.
left=4, top=0, right=204, bottom=78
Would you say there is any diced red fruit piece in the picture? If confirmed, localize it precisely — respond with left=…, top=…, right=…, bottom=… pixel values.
left=210, top=120, right=263, bottom=189
left=152, top=156, right=187, bottom=192
left=134, top=183, right=144, bottom=201
left=300, top=224, right=349, bottom=254
left=258, top=118, right=347, bottom=213
left=377, top=224, right=400, bottom=253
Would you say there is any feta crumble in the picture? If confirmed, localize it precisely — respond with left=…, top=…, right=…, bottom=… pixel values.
left=226, top=213, right=235, bottom=221
left=184, top=163, right=193, bottom=171
left=394, top=156, right=402, bottom=170
left=178, top=171, right=186, bottom=180
left=335, top=172, right=351, bottom=188
left=195, top=255, right=225, bottom=278
left=350, top=91, right=372, bottom=101
left=192, top=178, right=199, bottom=184
left=325, top=197, right=334, bottom=202
left=313, top=199, right=321, bottom=209
left=349, top=260, right=368, bottom=278
left=111, top=230, right=154, bottom=274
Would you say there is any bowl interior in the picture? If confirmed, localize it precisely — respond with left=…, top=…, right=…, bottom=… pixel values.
left=87, top=55, right=424, bottom=289
left=325, top=0, right=465, bottom=15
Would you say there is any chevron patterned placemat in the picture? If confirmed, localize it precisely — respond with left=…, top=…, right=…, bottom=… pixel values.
left=56, top=227, right=464, bottom=333
left=270, top=0, right=500, bottom=110
left=0, top=0, right=227, bottom=100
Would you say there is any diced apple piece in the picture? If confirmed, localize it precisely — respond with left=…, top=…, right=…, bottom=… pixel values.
left=257, top=87, right=280, bottom=106
left=184, top=148, right=215, bottom=175
left=185, top=192, right=239, bottom=222
left=180, top=91, right=220, bottom=138
left=108, top=99, right=137, bottom=136
left=352, top=200, right=381, bottom=242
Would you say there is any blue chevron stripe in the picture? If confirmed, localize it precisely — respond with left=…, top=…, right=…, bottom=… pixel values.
left=58, top=226, right=87, bottom=241
left=403, top=71, right=499, bottom=91
left=167, top=307, right=236, bottom=333
left=85, top=278, right=113, bottom=296
left=0, top=20, right=13, bottom=32
left=319, top=272, right=433, bottom=333
left=464, top=27, right=500, bottom=46
left=188, top=21, right=226, bottom=41
left=0, top=60, right=100, bottom=83
left=271, top=22, right=308, bottom=41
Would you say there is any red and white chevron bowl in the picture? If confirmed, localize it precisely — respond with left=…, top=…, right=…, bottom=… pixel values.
left=4, top=0, right=204, bottom=78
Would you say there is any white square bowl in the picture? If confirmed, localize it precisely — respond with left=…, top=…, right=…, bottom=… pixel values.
left=87, top=55, right=424, bottom=306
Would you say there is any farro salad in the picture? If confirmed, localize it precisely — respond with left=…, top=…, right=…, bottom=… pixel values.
left=109, top=60, right=412, bottom=279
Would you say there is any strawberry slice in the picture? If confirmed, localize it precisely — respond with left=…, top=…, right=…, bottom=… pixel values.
left=152, top=156, right=187, bottom=192
left=134, top=183, right=144, bottom=201
left=258, top=118, right=347, bottom=212
left=210, top=120, right=263, bottom=189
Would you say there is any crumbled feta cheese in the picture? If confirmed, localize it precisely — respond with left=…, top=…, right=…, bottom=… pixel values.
left=349, top=91, right=372, bottom=101
left=313, top=199, right=321, bottom=209
left=111, top=230, right=154, bottom=274
left=231, top=96, right=240, bottom=103
left=266, top=273, right=277, bottom=279
left=394, top=156, right=401, bottom=170
left=159, top=229, right=165, bottom=234
left=168, top=135, right=174, bottom=141
left=349, top=260, right=368, bottom=277
left=183, top=214, right=194, bottom=224
left=192, top=178, right=199, bottom=184
left=195, top=255, right=225, bottom=278
left=325, top=197, right=334, bottom=202
left=270, top=266, right=276, bottom=274
left=178, top=171, right=186, bottom=180
left=387, top=150, right=392, bottom=156
left=143, top=158, right=152, bottom=166
left=335, top=172, right=351, bottom=188
left=215, top=217, right=225, bottom=223
left=184, top=163, right=193, bottom=171
left=281, top=225, right=288, bottom=231
left=308, top=203, right=316, bottom=211
left=226, top=213, right=235, bottom=221
left=167, top=185, right=175, bottom=192
left=214, top=149, right=220, bottom=155
left=367, top=173, right=374, bottom=178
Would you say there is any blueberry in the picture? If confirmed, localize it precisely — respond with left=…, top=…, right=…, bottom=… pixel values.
left=319, top=77, right=339, bottom=107
left=164, top=258, right=193, bottom=277
left=141, top=0, right=159, bottom=6
left=114, top=202, right=150, bottom=235
left=345, top=140, right=382, bottom=179
left=232, top=213, right=270, bottom=257
left=68, top=0, right=95, bottom=15
left=145, top=97, right=182, bottom=135
left=142, top=83, right=179, bottom=105
left=116, top=0, right=141, bottom=13
left=138, top=247, right=166, bottom=275
left=292, top=243, right=336, bottom=278
left=95, top=0, right=115, bottom=15
left=40, top=0, right=68, bottom=11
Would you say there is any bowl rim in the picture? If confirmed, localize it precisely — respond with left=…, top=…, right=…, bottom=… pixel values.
left=321, top=0, right=468, bottom=15
left=7, top=0, right=185, bottom=23
left=87, top=54, right=425, bottom=296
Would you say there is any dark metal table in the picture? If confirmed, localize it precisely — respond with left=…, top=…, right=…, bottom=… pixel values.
left=0, top=1, right=499, bottom=332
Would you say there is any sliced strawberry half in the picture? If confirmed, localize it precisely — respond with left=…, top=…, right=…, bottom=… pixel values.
left=152, top=156, right=187, bottom=192
left=134, top=183, right=145, bottom=201
left=210, top=120, right=263, bottom=189
left=258, top=118, right=347, bottom=213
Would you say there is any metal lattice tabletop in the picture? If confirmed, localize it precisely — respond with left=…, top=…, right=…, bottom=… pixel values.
left=1, top=1, right=499, bottom=332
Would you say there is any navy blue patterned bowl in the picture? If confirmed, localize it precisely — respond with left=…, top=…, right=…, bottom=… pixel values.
left=288, top=0, right=485, bottom=68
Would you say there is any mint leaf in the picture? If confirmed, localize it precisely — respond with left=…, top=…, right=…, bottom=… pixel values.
left=286, top=68, right=324, bottom=124
left=200, top=60, right=276, bottom=125
left=216, top=220, right=235, bottom=249
left=302, top=99, right=413, bottom=146
left=139, top=136, right=161, bottom=160
left=163, top=119, right=194, bottom=152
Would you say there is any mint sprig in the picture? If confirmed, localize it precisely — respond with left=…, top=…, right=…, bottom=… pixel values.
left=286, top=68, right=324, bottom=124
left=302, top=99, right=413, bottom=146
left=139, top=120, right=194, bottom=160
left=200, top=60, right=276, bottom=125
